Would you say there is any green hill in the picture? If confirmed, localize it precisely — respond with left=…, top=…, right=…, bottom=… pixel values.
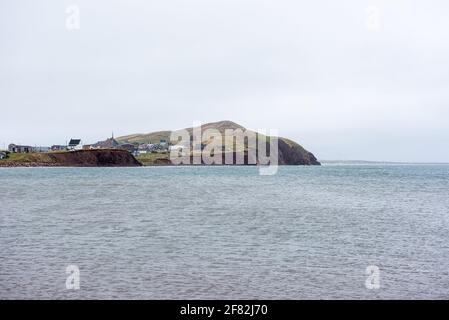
left=117, top=120, right=320, bottom=165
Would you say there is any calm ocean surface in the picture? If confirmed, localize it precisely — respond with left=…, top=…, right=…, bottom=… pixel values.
left=1, top=164, right=448, bottom=299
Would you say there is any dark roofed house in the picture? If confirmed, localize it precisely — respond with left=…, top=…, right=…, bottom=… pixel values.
left=68, top=139, right=82, bottom=151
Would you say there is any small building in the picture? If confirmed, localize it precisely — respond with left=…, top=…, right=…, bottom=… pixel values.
left=67, top=139, right=82, bottom=151
left=169, top=145, right=184, bottom=151
left=0, top=151, right=7, bottom=160
left=160, top=139, right=168, bottom=146
left=51, top=145, right=67, bottom=151
left=92, top=137, right=120, bottom=149
left=8, top=144, right=33, bottom=153
left=137, top=143, right=155, bottom=155
left=34, top=146, right=50, bottom=153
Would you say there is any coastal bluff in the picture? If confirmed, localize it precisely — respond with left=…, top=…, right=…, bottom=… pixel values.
left=119, top=120, right=321, bottom=166
left=0, top=149, right=142, bottom=167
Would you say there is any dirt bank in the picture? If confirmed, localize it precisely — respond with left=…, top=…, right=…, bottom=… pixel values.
left=0, top=149, right=142, bottom=167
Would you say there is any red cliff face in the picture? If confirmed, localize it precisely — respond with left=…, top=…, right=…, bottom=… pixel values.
left=0, top=149, right=142, bottom=167
left=277, top=138, right=321, bottom=165
left=50, top=149, right=142, bottom=167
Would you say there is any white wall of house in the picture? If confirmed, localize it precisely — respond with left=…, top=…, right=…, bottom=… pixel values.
left=68, top=140, right=83, bottom=151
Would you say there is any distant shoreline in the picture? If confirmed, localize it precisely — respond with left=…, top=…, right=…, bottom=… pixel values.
left=2, top=149, right=448, bottom=168
left=321, top=160, right=449, bottom=165
left=2, top=160, right=449, bottom=168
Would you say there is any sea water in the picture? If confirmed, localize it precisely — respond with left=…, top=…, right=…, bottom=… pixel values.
left=0, top=164, right=448, bottom=299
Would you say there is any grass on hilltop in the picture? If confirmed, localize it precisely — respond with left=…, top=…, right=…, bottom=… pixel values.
left=136, top=152, right=170, bottom=166
left=1, top=152, right=56, bottom=163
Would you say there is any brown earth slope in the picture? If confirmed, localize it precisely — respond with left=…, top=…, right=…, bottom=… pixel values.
left=0, top=149, right=142, bottom=167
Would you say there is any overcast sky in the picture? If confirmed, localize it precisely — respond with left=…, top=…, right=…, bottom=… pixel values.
left=1, top=0, right=449, bottom=162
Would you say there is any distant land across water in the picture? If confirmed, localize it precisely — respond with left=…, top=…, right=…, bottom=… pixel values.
left=321, top=160, right=449, bottom=165
left=117, top=120, right=321, bottom=166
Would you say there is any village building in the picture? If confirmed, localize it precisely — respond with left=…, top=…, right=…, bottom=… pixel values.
left=169, top=145, right=184, bottom=151
left=8, top=144, right=51, bottom=153
left=88, top=134, right=137, bottom=154
left=33, top=146, right=50, bottom=153
left=0, top=151, right=7, bottom=159
left=8, top=144, right=33, bottom=153
left=67, top=139, right=82, bottom=151
left=92, top=137, right=120, bottom=149
left=137, top=143, right=154, bottom=155
left=51, top=145, right=67, bottom=151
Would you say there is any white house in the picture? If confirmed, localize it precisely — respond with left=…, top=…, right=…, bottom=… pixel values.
left=169, top=145, right=184, bottom=151
left=67, top=139, right=83, bottom=151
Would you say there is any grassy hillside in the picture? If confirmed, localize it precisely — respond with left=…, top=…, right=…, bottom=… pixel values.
left=117, top=131, right=171, bottom=145
left=118, top=120, right=320, bottom=165
left=136, top=152, right=170, bottom=166
left=116, top=121, right=245, bottom=145
left=2, top=152, right=60, bottom=164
